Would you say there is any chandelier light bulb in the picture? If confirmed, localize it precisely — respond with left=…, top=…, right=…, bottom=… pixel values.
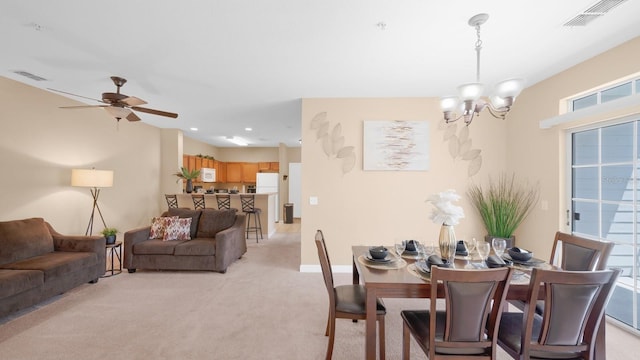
left=494, top=78, right=525, bottom=98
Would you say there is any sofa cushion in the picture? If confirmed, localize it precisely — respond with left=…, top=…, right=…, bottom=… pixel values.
left=0, top=218, right=54, bottom=266
left=0, top=269, right=44, bottom=298
left=133, top=239, right=187, bottom=255
left=196, top=209, right=237, bottom=238
left=163, top=217, right=192, bottom=241
left=167, top=208, right=202, bottom=239
left=0, top=252, right=96, bottom=282
left=174, top=238, right=216, bottom=256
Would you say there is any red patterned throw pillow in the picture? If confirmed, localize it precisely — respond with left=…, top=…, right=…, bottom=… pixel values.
left=149, top=216, right=178, bottom=240
left=163, top=217, right=192, bottom=241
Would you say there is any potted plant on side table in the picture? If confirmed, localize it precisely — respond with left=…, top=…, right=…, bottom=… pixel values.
left=100, top=227, right=118, bottom=245
left=467, top=173, right=539, bottom=248
left=174, top=167, right=201, bottom=194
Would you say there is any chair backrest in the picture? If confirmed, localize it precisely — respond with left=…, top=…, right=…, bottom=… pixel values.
left=315, top=230, right=336, bottom=308
left=165, top=194, right=178, bottom=209
left=550, top=232, right=614, bottom=271
left=519, top=268, right=621, bottom=359
left=216, top=194, right=231, bottom=210
left=191, top=194, right=206, bottom=210
left=240, top=195, right=256, bottom=212
left=429, top=266, right=513, bottom=358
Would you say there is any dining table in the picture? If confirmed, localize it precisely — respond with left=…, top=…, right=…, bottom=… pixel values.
left=351, top=245, right=607, bottom=360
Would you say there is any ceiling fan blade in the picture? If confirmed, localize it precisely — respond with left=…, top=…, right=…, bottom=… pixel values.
left=47, top=88, right=106, bottom=104
left=131, top=106, right=178, bottom=118
left=126, top=112, right=142, bottom=122
left=121, top=96, right=147, bottom=106
left=60, top=105, right=109, bottom=109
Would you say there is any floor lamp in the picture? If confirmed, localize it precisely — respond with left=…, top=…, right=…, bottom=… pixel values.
left=71, top=168, right=114, bottom=236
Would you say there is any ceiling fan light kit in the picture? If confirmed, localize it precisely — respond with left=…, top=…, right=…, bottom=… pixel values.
left=441, top=13, right=524, bottom=125
left=51, top=76, right=178, bottom=122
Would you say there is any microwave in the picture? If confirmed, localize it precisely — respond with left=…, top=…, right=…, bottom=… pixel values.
left=200, top=168, right=216, bottom=183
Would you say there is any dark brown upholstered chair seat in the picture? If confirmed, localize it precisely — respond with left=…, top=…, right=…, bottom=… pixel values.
left=401, top=266, right=513, bottom=360
left=497, top=268, right=621, bottom=360
left=315, top=230, right=386, bottom=360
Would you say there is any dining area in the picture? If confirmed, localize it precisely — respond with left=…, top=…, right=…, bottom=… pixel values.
left=316, top=229, right=620, bottom=360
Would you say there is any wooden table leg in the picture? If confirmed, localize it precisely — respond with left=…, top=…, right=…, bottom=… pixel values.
left=365, top=287, right=377, bottom=360
left=353, top=258, right=360, bottom=285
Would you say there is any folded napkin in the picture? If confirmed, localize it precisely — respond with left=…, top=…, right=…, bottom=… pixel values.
left=404, top=240, right=417, bottom=252
left=486, top=255, right=507, bottom=268
left=427, top=255, right=453, bottom=269
left=455, top=240, right=468, bottom=256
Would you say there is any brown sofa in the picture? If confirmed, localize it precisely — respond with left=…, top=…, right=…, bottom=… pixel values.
left=123, top=208, right=246, bottom=273
left=0, top=217, right=105, bottom=319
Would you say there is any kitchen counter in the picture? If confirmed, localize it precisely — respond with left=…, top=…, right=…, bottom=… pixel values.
left=173, top=193, right=277, bottom=239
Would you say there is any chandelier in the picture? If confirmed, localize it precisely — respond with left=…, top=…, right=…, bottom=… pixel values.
left=440, top=13, right=524, bottom=125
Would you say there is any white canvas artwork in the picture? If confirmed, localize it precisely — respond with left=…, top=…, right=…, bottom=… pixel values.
left=363, top=120, right=429, bottom=171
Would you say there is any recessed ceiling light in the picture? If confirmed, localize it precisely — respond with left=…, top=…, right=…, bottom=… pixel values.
left=245, top=127, right=253, bottom=131
left=190, top=127, right=198, bottom=131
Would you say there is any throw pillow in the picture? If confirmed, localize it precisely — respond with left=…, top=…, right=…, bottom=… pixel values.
left=163, top=217, right=192, bottom=241
left=167, top=208, right=202, bottom=239
left=149, top=216, right=178, bottom=240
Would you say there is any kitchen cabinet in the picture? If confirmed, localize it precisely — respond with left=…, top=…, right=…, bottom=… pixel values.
left=213, top=161, right=226, bottom=183
left=226, top=162, right=243, bottom=183
left=270, top=162, right=279, bottom=171
left=194, top=156, right=203, bottom=171
left=258, top=162, right=270, bottom=171
left=242, top=162, right=259, bottom=183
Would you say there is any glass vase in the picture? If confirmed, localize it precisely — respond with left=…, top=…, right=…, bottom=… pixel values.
left=438, top=224, right=457, bottom=262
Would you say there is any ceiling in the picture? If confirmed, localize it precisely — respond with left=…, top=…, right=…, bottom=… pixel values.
left=2, top=1, right=640, bottom=147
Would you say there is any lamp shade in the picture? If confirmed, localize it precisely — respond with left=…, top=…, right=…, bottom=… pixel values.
left=494, top=78, right=524, bottom=98
left=440, top=96, right=459, bottom=112
left=457, top=83, right=484, bottom=101
left=71, top=169, right=114, bottom=188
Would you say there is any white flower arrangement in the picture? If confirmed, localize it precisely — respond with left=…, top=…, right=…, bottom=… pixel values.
left=426, top=189, right=465, bottom=226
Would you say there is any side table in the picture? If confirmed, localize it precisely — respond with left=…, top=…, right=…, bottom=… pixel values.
left=102, top=241, right=122, bottom=277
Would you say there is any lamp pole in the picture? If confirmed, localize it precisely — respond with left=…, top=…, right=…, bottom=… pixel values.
left=85, top=187, right=108, bottom=236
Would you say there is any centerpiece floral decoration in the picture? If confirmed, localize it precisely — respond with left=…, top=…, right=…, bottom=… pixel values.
left=426, top=189, right=465, bottom=260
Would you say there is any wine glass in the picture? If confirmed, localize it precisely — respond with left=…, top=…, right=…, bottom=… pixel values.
left=491, top=238, right=507, bottom=258
left=413, top=240, right=424, bottom=260
left=477, top=242, right=491, bottom=262
left=394, top=241, right=406, bottom=258
left=423, top=241, right=435, bottom=259
left=463, top=237, right=477, bottom=260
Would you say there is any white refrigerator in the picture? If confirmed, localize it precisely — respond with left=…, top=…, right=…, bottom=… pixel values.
left=256, top=173, right=279, bottom=222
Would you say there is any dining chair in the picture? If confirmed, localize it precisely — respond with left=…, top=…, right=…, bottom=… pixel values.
left=240, top=195, right=262, bottom=242
left=191, top=194, right=206, bottom=210
left=165, top=194, right=179, bottom=209
left=497, top=267, right=621, bottom=360
left=400, top=266, right=513, bottom=360
left=315, top=230, right=386, bottom=360
left=550, top=231, right=614, bottom=271
left=511, top=231, right=615, bottom=315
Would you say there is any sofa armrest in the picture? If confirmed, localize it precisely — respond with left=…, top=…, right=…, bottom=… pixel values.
left=214, top=214, right=247, bottom=271
left=123, top=226, right=151, bottom=268
left=46, top=222, right=106, bottom=279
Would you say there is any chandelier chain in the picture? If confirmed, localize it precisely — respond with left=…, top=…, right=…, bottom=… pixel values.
left=474, top=24, right=483, bottom=83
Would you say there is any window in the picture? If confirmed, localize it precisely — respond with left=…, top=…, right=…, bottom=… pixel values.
left=569, top=77, right=640, bottom=112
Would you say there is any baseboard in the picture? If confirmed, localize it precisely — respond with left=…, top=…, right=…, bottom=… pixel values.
left=299, top=264, right=352, bottom=273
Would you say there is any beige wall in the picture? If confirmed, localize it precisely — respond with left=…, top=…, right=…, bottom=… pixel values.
left=0, top=76, right=163, bottom=235
left=301, top=98, right=509, bottom=266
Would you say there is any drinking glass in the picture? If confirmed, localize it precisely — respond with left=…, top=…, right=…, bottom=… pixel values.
left=463, top=237, right=477, bottom=260
left=394, top=241, right=406, bottom=258
left=414, top=241, right=424, bottom=260
left=491, top=238, right=507, bottom=258
left=477, top=242, right=490, bottom=262
left=423, top=241, right=435, bottom=258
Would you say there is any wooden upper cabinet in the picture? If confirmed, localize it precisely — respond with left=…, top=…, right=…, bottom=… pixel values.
left=270, top=162, right=279, bottom=171
left=213, top=161, right=226, bottom=183
left=242, top=162, right=259, bottom=183
left=187, top=155, right=196, bottom=173
left=258, top=162, right=270, bottom=171
left=194, top=156, right=203, bottom=171
left=226, top=162, right=243, bottom=183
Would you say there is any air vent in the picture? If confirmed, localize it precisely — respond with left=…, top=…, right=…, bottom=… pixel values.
left=12, top=70, right=47, bottom=81
left=563, top=0, right=628, bottom=27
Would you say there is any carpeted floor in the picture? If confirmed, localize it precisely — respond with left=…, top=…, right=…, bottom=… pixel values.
left=0, top=228, right=638, bottom=359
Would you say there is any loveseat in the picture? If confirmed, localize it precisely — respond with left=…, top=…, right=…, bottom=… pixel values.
left=0, top=217, right=105, bottom=318
left=123, top=208, right=246, bottom=273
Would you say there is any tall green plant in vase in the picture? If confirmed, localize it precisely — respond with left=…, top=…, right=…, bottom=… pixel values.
left=467, top=173, right=539, bottom=248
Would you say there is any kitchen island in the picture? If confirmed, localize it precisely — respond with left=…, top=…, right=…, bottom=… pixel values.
left=173, top=193, right=277, bottom=239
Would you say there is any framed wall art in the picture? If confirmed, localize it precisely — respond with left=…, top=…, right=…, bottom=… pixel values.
left=363, top=120, right=429, bottom=171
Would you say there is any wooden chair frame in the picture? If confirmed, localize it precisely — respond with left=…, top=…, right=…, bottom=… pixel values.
left=550, top=231, right=614, bottom=271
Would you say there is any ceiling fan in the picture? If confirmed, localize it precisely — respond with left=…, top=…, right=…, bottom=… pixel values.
left=49, top=76, right=178, bottom=122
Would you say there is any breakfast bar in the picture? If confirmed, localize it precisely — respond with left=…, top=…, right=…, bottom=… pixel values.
left=172, top=193, right=277, bottom=239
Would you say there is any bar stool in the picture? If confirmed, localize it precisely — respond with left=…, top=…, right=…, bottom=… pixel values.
left=216, top=194, right=231, bottom=210
left=165, top=194, right=179, bottom=209
left=240, top=195, right=263, bottom=242
left=192, top=194, right=206, bottom=210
